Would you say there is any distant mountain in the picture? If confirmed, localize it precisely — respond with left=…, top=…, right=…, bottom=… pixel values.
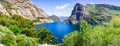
left=59, top=16, right=68, bottom=21
left=49, top=15, right=61, bottom=22
left=65, top=3, right=120, bottom=25
left=0, top=0, right=53, bottom=23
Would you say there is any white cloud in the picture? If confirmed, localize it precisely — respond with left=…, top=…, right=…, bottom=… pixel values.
left=56, top=3, right=70, bottom=10
left=89, top=3, right=94, bottom=4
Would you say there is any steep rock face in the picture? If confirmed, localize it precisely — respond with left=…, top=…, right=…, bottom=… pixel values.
left=49, top=15, right=61, bottom=22
left=65, top=3, right=120, bottom=25
left=65, top=3, right=89, bottom=24
left=0, top=0, right=53, bottom=23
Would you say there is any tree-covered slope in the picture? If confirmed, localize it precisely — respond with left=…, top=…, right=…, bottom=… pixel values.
left=62, top=16, right=120, bottom=46
left=87, top=4, right=120, bottom=15
left=0, top=12, right=57, bottom=46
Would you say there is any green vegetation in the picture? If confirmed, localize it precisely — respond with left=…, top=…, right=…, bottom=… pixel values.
left=9, top=25, right=21, bottom=35
left=0, top=25, right=16, bottom=46
left=108, top=10, right=120, bottom=15
left=16, top=34, right=38, bottom=46
left=63, top=31, right=80, bottom=46
left=89, top=13, right=102, bottom=18
left=87, top=4, right=97, bottom=12
left=62, top=19, right=92, bottom=46
left=62, top=16, right=120, bottom=46
left=37, top=28, right=57, bottom=44
left=0, top=14, right=35, bottom=36
left=0, top=12, right=57, bottom=46
left=87, top=4, right=120, bottom=16
left=0, top=3, right=120, bottom=46
left=1, top=10, right=120, bottom=46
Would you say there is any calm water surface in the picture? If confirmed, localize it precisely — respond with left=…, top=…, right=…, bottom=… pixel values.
left=36, top=22, right=77, bottom=43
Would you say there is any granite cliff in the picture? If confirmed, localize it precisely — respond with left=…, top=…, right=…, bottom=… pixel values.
left=65, top=3, right=120, bottom=25
left=65, top=3, right=90, bottom=24
left=0, top=0, right=53, bottom=23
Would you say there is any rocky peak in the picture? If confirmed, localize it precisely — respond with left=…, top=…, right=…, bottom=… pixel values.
left=70, top=3, right=89, bottom=20
left=49, top=15, right=61, bottom=22
left=65, top=3, right=89, bottom=24
left=0, top=0, right=53, bottom=23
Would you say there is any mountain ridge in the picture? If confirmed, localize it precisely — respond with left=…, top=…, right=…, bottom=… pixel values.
left=49, top=15, right=61, bottom=22
left=65, top=3, right=120, bottom=25
left=0, top=0, right=53, bottom=23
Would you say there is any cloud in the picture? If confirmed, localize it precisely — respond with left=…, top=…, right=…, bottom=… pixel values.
left=56, top=3, right=70, bottom=10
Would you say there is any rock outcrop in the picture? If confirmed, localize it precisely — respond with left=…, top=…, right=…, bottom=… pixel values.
left=65, top=3, right=89, bottom=24
left=49, top=15, right=61, bottom=22
left=0, top=0, right=53, bottom=23
left=65, top=3, right=120, bottom=25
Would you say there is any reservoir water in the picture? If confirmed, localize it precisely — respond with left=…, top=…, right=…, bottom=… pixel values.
left=36, top=22, right=78, bottom=43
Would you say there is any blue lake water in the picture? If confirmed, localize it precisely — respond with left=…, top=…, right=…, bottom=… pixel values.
left=36, top=22, right=78, bottom=43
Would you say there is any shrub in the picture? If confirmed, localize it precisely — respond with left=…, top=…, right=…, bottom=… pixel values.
left=63, top=31, right=80, bottom=46
left=16, top=34, right=38, bottom=46
left=21, top=28, right=38, bottom=37
left=0, top=25, right=16, bottom=46
left=9, top=25, right=21, bottom=35
left=62, top=17, right=120, bottom=46
left=37, top=28, right=57, bottom=44
left=0, top=14, right=38, bottom=37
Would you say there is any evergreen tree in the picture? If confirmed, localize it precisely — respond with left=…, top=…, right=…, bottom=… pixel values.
left=37, top=28, right=57, bottom=44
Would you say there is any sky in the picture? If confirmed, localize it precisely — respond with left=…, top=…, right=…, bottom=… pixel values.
left=31, top=0, right=120, bottom=17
